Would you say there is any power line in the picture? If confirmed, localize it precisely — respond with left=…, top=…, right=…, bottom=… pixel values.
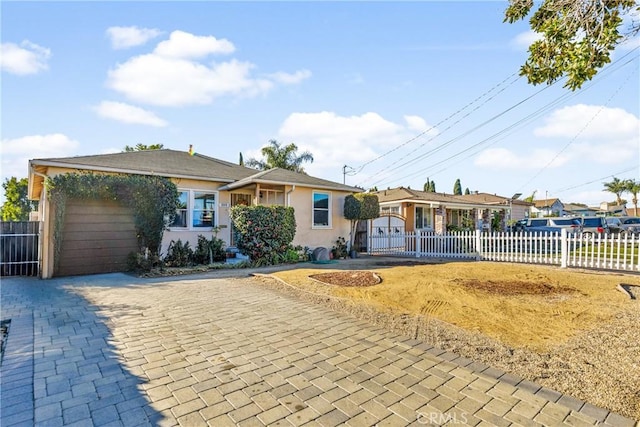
left=517, top=64, right=638, bottom=192
left=364, top=47, right=639, bottom=190
left=353, top=72, right=520, bottom=175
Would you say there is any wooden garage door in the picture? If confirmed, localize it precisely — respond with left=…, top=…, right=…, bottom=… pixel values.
left=57, top=200, right=138, bottom=276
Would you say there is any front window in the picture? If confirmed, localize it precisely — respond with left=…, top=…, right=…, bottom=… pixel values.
left=193, top=192, right=216, bottom=228
left=170, top=190, right=218, bottom=229
left=313, top=191, right=331, bottom=227
left=415, top=206, right=432, bottom=229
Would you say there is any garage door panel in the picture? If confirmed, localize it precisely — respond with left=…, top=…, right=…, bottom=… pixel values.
left=57, top=199, right=138, bottom=277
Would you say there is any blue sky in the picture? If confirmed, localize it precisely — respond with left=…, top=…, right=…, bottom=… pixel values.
left=2, top=1, right=639, bottom=206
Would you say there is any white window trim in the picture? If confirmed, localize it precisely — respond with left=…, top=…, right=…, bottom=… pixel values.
left=312, top=190, right=332, bottom=229
left=415, top=205, right=433, bottom=230
left=169, top=189, right=219, bottom=231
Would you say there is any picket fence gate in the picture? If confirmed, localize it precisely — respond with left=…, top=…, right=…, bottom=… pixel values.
left=368, top=229, right=640, bottom=272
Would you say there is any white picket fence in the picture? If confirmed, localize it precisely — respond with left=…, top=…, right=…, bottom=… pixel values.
left=368, top=229, right=640, bottom=272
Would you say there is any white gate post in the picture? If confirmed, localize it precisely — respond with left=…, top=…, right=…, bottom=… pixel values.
left=475, top=229, right=482, bottom=260
left=415, top=230, right=421, bottom=258
left=560, top=228, right=568, bottom=268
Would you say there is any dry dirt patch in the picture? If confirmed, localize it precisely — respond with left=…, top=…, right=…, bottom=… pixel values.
left=310, top=271, right=381, bottom=287
left=272, top=262, right=635, bottom=351
left=263, top=262, right=640, bottom=419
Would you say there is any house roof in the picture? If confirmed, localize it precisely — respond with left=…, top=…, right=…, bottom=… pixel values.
left=28, top=149, right=359, bottom=199
left=533, top=198, right=562, bottom=209
left=373, top=187, right=503, bottom=209
left=218, top=168, right=361, bottom=192
left=453, top=192, right=532, bottom=206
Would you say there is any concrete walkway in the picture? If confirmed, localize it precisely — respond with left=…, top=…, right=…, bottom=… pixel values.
left=1, top=270, right=636, bottom=427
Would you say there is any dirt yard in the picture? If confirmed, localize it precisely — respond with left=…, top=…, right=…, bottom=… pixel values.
left=258, top=261, right=640, bottom=420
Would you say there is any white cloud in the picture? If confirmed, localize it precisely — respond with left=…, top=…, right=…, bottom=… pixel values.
left=0, top=40, right=51, bottom=75
left=93, top=101, right=167, bottom=127
left=154, top=30, right=234, bottom=58
left=404, top=115, right=438, bottom=136
left=268, top=70, right=312, bottom=84
left=474, top=147, right=569, bottom=169
left=106, top=30, right=308, bottom=106
left=108, top=55, right=273, bottom=106
left=1, top=133, right=80, bottom=180
left=274, top=111, right=438, bottom=183
left=106, top=26, right=162, bottom=49
left=510, top=30, right=542, bottom=49
left=535, top=104, right=640, bottom=140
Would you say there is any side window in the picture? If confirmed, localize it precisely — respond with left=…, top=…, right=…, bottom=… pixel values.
left=312, top=192, right=330, bottom=227
left=171, top=191, right=188, bottom=228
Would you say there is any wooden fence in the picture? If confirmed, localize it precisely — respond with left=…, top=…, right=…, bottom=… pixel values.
left=369, top=229, right=640, bottom=272
left=0, top=221, right=40, bottom=276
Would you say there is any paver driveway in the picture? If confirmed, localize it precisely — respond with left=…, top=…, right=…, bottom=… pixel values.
left=1, top=272, right=635, bottom=426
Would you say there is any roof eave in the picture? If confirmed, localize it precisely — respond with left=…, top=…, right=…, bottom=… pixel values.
left=28, top=160, right=236, bottom=183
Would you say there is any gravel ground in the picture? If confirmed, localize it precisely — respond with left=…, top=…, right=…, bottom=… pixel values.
left=252, top=274, right=640, bottom=421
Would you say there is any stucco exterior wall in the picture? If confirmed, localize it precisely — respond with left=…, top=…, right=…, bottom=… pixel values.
left=287, top=186, right=352, bottom=250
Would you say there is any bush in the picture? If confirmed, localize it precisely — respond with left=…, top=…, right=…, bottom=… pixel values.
left=230, top=205, right=296, bottom=265
left=194, top=234, right=226, bottom=264
left=127, top=250, right=163, bottom=273
left=164, top=239, right=194, bottom=267
left=332, top=236, right=348, bottom=259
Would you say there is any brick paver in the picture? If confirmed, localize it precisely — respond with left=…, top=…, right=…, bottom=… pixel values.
left=1, top=272, right=637, bottom=426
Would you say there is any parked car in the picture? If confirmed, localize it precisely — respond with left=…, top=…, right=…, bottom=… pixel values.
left=526, top=217, right=581, bottom=233
left=578, top=216, right=609, bottom=237
left=616, top=216, right=640, bottom=236
left=605, top=217, right=623, bottom=234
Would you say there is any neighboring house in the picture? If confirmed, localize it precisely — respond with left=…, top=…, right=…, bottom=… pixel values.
left=28, top=149, right=360, bottom=278
left=598, top=202, right=627, bottom=216
left=372, top=187, right=522, bottom=234
left=530, top=198, right=565, bottom=217
left=453, top=192, right=533, bottom=222
left=563, top=203, right=599, bottom=217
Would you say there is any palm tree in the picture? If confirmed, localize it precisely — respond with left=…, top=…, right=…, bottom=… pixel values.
left=246, top=140, right=314, bottom=173
left=624, top=179, right=640, bottom=213
left=603, top=177, right=627, bottom=205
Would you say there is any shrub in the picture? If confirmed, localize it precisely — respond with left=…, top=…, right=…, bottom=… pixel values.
left=344, top=193, right=380, bottom=249
left=230, top=205, right=296, bottom=265
left=164, top=239, right=194, bottom=267
left=127, top=251, right=163, bottom=273
left=332, top=236, right=348, bottom=259
left=194, top=234, right=226, bottom=264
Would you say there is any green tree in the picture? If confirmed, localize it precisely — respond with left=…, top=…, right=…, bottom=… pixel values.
left=123, top=143, right=164, bottom=152
left=343, top=193, right=380, bottom=251
left=239, top=152, right=244, bottom=166
left=504, top=0, right=639, bottom=90
left=246, top=139, right=314, bottom=173
left=604, top=177, right=628, bottom=205
left=524, top=190, right=537, bottom=203
left=453, top=179, right=462, bottom=195
left=423, top=178, right=436, bottom=192
left=624, top=179, right=640, bottom=213
left=464, top=188, right=470, bottom=195
left=1, top=177, right=36, bottom=221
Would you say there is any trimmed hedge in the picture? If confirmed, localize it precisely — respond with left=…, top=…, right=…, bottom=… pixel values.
left=230, top=205, right=296, bottom=265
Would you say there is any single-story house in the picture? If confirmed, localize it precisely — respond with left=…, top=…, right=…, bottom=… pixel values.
left=530, top=198, right=565, bottom=217
left=370, top=187, right=530, bottom=235
left=563, top=203, right=599, bottom=217
left=28, top=149, right=360, bottom=278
